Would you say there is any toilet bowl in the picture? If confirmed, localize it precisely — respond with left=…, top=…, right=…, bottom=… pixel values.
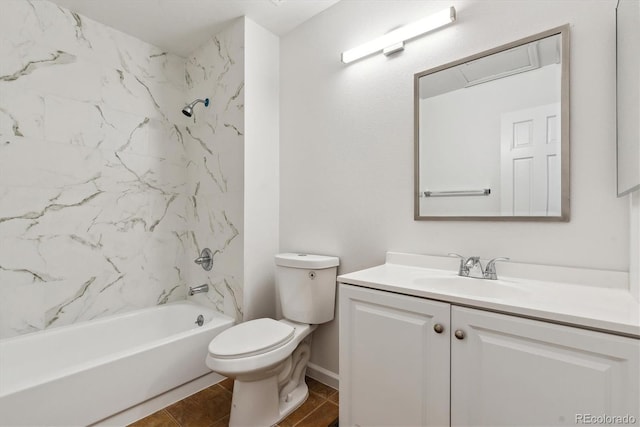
left=207, top=318, right=315, bottom=378
left=206, top=253, right=339, bottom=427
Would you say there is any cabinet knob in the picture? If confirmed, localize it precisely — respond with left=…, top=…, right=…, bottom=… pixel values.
left=454, top=329, right=465, bottom=340
left=433, top=323, right=444, bottom=334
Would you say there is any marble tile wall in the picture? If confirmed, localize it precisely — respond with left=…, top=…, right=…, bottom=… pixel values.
left=0, top=0, right=245, bottom=338
left=180, top=19, right=245, bottom=321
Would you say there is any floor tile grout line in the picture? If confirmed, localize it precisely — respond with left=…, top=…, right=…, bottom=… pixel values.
left=292, top=403, right=324, bottom=427
left=217, top=383, right=233, bottom=395
left=211, top=384, right=233, bottom=424
left=163, top=384, right=232, bottom=427
left=287, top=394, right=323, bottom=427
left=162, top=408, right=181, bottom=427
left=292, top=398, right=339, bottom=427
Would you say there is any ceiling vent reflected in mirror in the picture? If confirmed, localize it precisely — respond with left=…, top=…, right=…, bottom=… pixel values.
left=420, top=36, right=561, bottom=99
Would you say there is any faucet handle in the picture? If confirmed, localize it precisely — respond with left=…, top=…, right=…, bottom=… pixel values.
left=194, top=248, right=213, bottom=271
left=465, top=256, right=481, bottom=266
left=448, top=253, right=467, bottom=276
left=484, top=257, right=510, bottom=280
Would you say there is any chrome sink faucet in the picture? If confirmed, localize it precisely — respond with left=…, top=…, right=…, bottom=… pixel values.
left=449, top=253, right=510, bottom=280
left=464, top=256, right=484, bottom=278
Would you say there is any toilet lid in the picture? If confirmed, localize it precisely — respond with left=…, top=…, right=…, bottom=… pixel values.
left=209, top=318, right=295, bottom=359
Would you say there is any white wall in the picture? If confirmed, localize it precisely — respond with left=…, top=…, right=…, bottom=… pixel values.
left=243, top=18, right=280, bottom=320
left=280, top=0, right=629, bottom=377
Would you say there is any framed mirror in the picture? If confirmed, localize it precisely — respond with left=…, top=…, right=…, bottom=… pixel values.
left=414, top=25, right=570, bottom=221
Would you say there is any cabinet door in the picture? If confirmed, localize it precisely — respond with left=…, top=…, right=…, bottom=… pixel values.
left=339, top=284, right=450, bottom=427
left=451, top=306, right=640, bottom=426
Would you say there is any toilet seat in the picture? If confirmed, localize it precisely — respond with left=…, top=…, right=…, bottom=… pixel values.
left=206, top=319, right=316, bottom=378
left=209, top=318, right=295, bottom=359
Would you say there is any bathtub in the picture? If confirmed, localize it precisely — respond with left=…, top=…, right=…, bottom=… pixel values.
left=0, top=301, right=234, bottom=426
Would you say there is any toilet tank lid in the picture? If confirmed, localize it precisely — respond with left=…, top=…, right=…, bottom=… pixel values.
left=275, top=253, right=339, bottom=269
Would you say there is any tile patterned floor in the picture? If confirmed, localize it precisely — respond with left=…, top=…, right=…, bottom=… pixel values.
left=129, top=377, right=339, bottom=427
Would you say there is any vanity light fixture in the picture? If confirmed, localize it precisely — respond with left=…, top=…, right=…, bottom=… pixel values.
left=341, top=6, right=456, bottom=64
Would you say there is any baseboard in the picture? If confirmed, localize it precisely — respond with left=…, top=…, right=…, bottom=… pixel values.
left=91, top=372, right=225, bottom=426
left=306, top=362, right=339, bottom=390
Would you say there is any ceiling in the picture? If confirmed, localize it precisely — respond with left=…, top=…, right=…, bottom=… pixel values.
left=48, top=0, right=341, bottom=57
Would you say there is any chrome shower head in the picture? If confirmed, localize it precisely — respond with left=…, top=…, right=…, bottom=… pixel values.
left=182, top=98, right=210, bottom=117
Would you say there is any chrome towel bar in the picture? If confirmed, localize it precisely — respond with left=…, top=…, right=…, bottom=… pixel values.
left=421, top=189, right=491, bottom=197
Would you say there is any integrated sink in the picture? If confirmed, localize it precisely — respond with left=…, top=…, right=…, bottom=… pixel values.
left=412, top=275, right=527, bottom=299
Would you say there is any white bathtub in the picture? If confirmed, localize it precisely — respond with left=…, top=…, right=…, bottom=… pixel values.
left=0, top=301, right=234, bottom=426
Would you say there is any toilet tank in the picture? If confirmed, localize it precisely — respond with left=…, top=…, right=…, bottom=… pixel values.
left=275, top=253, right=340, bottom=324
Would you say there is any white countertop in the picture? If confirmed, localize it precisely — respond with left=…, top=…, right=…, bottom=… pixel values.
left=338, top=253, right=640, bottom=337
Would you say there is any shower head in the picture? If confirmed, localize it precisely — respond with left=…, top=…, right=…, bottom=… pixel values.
left=182, top=98, right=210, bottom=117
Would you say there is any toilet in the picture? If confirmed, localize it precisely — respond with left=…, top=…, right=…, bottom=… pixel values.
left=206, top=253, right=339, bottom=427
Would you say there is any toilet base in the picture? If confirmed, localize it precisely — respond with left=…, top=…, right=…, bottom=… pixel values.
left=278, top=381, right=309, bottom=421
left=228, top=376, right=309, bottom=427
left=227, top=336, right=313, bottom=427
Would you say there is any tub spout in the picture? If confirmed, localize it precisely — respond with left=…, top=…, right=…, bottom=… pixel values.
left=188, top=284, right=209, bottom=296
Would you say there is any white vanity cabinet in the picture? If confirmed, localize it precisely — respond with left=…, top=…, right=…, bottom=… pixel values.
left=339, top=284, right=451, bottom=427
left=339, top=284, right=640, bottom=427
left=451, top=306, right=639, bottom=427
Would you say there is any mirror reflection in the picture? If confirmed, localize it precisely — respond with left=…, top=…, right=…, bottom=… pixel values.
left=415, top=26, right=569, bottom=220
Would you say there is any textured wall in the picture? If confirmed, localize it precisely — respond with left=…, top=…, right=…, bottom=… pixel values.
left=0, top=1, right=245, bottom=337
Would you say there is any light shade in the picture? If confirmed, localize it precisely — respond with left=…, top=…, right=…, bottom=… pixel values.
left=341, top=6, right=456, bottom=64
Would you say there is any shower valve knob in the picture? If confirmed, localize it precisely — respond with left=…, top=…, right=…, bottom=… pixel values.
left=194, top=248, right=213, bottom=271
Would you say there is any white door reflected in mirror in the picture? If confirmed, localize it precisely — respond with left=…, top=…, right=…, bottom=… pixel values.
left=500, top=103, right=561, bottom=216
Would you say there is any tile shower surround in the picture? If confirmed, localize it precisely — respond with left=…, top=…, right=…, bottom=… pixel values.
left=0, top=0, right=246, bottom=338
